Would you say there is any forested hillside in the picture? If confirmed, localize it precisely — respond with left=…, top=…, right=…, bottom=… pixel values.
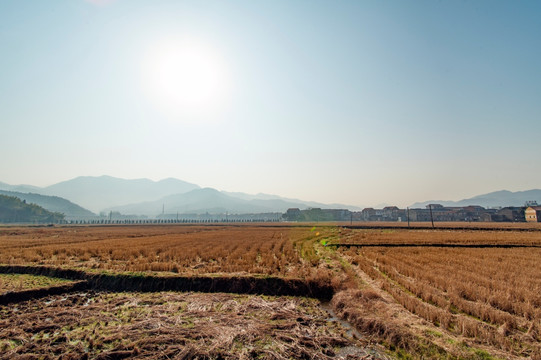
left=0, top=190, right=95, bottom=219
left=0, top=195, right=64, bottom=223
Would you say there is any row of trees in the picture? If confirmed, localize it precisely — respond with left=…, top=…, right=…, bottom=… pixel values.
left=67, top=218, right=281, bottom=225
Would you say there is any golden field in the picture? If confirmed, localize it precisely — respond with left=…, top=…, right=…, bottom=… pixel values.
left=1, top=223, right=541, bottom=359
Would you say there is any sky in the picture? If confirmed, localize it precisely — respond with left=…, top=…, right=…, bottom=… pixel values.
left=1, top=0, right=540, bottom=208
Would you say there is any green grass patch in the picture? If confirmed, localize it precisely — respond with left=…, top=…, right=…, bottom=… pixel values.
left=0, top=273, right=73, bottom=293
left=424, top=329, right=443, bottom=338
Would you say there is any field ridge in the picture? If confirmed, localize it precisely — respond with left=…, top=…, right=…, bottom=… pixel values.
left=0, top=265, right=334, bottom=301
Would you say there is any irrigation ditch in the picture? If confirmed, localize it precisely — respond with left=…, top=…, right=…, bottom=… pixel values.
left=0, top=265, right=334, bottom=305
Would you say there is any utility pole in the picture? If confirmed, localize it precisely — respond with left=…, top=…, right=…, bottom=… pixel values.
left=429, top=204, right=435, bottom=229
left=407, top=207, right=410, bottom=228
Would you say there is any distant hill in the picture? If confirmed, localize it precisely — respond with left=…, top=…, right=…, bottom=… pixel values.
left=0, top=181, right=41, bottom=193
left=0, top=194, right=64, bottom=223
left=411, top=189, right=541, bottom=208
left=107, top=188, right=276, bottom=215
left=0, top=190, right=95, bottom=220
left=221, top=191, right=363, bottom=211
left=106, top=187, right=358, bottom=216
left=42, top=176, right=200, bottom=213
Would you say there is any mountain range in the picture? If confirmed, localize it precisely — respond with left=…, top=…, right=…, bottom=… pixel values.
left=1, top=177, right=199, bottom=213
left=1, top=176, right=539, bottom=219
left=41, top=176, right=200, bottom=213
left=410, top=189, right=541, bottom=209
left=104, top=187, right=353, bottom=216
left=0, top=176, right=361, bottom=217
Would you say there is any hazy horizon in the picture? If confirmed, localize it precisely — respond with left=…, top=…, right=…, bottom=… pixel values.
left=2, top=174, right=539, bottom=210
left=2, top=1, right=540, bottom=208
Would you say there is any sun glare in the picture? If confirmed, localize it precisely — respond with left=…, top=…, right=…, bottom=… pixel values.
left=141, top=38, right=229, bottom=122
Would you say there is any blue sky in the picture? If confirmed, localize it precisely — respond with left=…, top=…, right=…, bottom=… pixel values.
left=1, top=0, right=540, bottom=207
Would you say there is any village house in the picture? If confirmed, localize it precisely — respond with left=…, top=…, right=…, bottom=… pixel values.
left=382, top=206, right=406, bottom=221
left=493, top=207, right=525, bottom=222
left=525, top=206, right=541, bottom=222
left=283, top=208, right=301, bottom=221
left=361, top=208, right=378, bottom=221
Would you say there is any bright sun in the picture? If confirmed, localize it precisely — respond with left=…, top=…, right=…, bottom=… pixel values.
left=142, top=38, right=229, bottom=121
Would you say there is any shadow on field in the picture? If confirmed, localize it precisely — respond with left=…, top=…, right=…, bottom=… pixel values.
left=0, top=265, right=334, bottom=305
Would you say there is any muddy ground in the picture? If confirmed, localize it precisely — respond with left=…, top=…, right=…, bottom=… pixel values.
left=0, top=291, right=388, bottom=359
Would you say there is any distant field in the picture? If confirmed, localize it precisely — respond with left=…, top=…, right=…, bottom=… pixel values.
left=343, top=221, right=541, bottom=230
left=1, top=224, right=540, bottom=359
left=327, top=226, right=541, bottom=246
left=0, top=225, right=314, bottom=275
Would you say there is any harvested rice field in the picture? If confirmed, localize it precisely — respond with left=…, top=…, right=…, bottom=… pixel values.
left=0, top=291, right=385, bottom=360
left=1, top=224, right=541, bottom=359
